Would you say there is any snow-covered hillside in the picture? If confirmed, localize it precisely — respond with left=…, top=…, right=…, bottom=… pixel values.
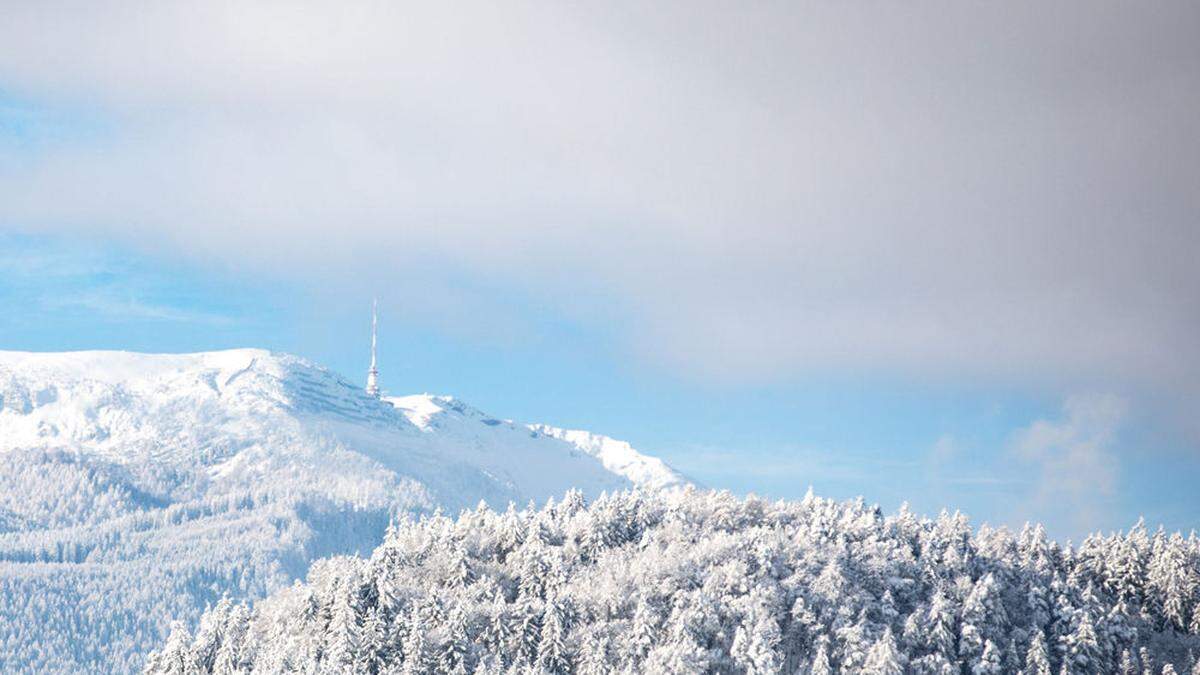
left=388, top=394, right=688, bottom=496
left=0, top=349, right=685, bottom=674
left=145, top=489, right=1200, bottom=675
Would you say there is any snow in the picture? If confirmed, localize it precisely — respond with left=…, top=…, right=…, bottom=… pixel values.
left=386, top=393, right=689, bottom=500
left=0, top=349, right=685, bottom=509
left=529, top=423, right=689, bottom=492
left=144, top=489, right=1200, bottom=675
left=0, top=348, right=688, bottom=673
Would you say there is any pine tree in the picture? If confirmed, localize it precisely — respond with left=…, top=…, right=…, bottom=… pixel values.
left=926, top=589, right=958, bottom=662
left=470, top=653, right=503, bottom=675
left=357, top=607, right=388, bottom=674
left=1149, top=534, right=1196, bottom=632
left=482, top=605, right=516, bottom=668
left=835, top=611, right=872, bottom=672
left=734, top=611, right=782, bottom=675
left=190, top=597, right=232, bottom=672
left=1026, top=631, right=1053, bottom=675
left=447, top=545, right=475, bottom=589
left=440, top=604, right=472, bottom=675
left=975, top=639, right=1003, bottom=675
left=538, top=597, right=572, bottom=674
left=515, top=597, right=542, bottom=667
left=212, top=604, right=250, bottom=675
left=862, top=627, right=905, bottom=675
left=1141, top=646, right=1156, bottom=675
left=785, top=596, right=820, bottom=672
left=960, top=622, right=986, bottom=671
left=577, top=628, right=609, bottom=675
left=324, top=591, right=360, bottom=673
left=146, top=622, right=194, bottom=675
left=646, top=639, right=709, bottom=674
left=961, top=573, right=1008, bottom=669
left=400, top=605, right=429, bottom=675
left=1118, top=650, right=1137, bottom=675
left=517, top=542, right=550, bottom=600
left=629, top=597, right=659, bottom=663
left=1006, top=638, right=1025, bottom=674
left=808, top=637, right=833, bottom=675
left=1067, top=610, right=1103, bottom=673
left=1108, top=535, right=1146, bottom=606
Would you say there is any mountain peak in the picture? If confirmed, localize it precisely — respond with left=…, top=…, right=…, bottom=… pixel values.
left=0, top=349, right=686, bottom=505
left=0, top=349, right=688, bottom=672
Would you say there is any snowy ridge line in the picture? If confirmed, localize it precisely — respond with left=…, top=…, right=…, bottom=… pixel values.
left=0, top=349, right=686, bottom=673
left=526, top=423, right=690, bottom=492
left=386, top=393, right=689, bottom=493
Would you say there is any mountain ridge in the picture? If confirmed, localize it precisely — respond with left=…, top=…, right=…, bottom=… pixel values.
left=0, top=348, right=686, bottom=673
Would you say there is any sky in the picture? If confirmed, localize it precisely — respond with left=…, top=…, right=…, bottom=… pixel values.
left=1, top=1, right=1197, bottom=540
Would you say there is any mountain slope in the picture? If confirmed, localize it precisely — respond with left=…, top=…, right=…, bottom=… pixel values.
left=0, top=349, right=685, bottom=674
left=387, top=394, right=689, bottom=498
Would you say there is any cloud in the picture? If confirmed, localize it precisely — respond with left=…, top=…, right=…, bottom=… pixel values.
left=929, top=435, right=959, bottom=465
left=0, top=234, right=235, bottom=328
left=1, top=2, right=1198, bottom=402
left=43, top=292, right=233, bottom=326
left=1011, top=393, right=1127, bottom=534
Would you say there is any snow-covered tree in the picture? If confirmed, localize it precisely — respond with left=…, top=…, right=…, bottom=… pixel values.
left=862, top=627, right=905, bottom=675
left=807, top=637, right=833, bottom=675
left=1025, top=631, right=1053, bottom=675
left=139, top=489, right=1200, bottom=675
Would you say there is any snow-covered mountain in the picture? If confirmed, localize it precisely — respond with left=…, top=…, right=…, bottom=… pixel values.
left=0, top=349, right=686, bottom=674
left=387, top=394, right=687, bottom=497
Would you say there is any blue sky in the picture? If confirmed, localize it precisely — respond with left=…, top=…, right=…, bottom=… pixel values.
left=3, top=230, right=1196, bottom=541
left=2, top=3, right=1198, bottom=540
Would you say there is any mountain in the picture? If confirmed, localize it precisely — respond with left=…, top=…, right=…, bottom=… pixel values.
left=0, top=349, right=685, bottom=674
left=387, top=394, right=687, bottom=497
left=145, top=489, right=1200, bottom=675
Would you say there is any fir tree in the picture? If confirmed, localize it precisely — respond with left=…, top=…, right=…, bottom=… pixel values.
left=357, top=607, right=389, bottom=674
left=807, top=637, right=833, bottom=675
left=400, top=605, right=429, bottom=675
left=577, top=628, right=609, bottom=675
left=975, top=639, right=1003, bottom=675
left=538, top=597, right=572, bottom=674
left=1067, top=610, right=1103, bottom=673
left=324, top=591, right=360, bottom=673
left=1026, top=631, right=1053, bottom=675
left=1118, top=650, right=1137, bottom=675
left=862, top=627, right=905, bottom=675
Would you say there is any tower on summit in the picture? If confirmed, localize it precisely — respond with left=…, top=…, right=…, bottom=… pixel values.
left=366, top=298, right=381, bottom=398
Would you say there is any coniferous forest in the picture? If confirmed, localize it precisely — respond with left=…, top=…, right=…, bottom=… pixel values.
left=145, top=488, right=1200, bottom=674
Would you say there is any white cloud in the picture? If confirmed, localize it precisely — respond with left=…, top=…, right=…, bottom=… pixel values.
left=1, top=2, right=1197, bottom=403
left=1011, top=393, right=1128, bottom=535
left=930, top=435, right=959, bottom=465
left=44, top=292, right=233, bottom=326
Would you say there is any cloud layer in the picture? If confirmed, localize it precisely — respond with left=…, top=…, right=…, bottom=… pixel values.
left=2, top=2, right=1198, bottom=398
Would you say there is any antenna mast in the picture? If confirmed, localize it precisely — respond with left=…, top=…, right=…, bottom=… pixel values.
left=366, top=298, right=381, bottom=398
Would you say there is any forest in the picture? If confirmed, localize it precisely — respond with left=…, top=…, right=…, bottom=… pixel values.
left=145, top=487, right=1200, bottom=674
